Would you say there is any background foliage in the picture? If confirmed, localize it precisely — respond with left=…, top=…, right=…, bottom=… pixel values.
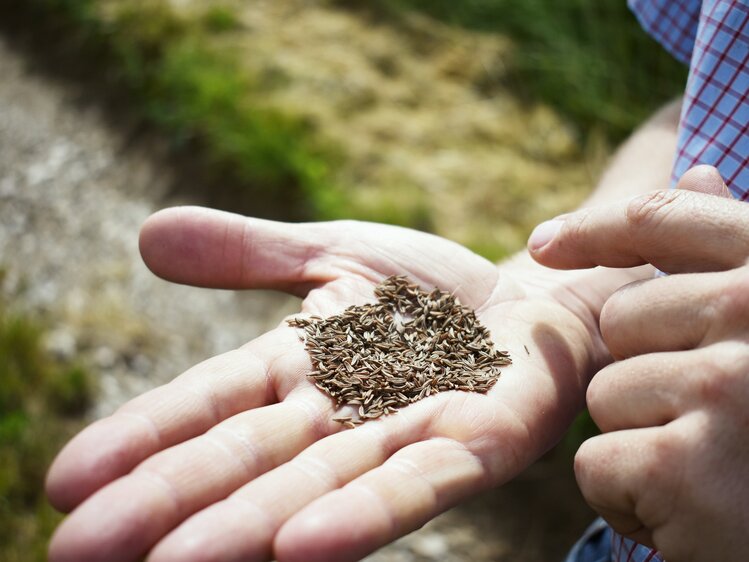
left=369, top=0, right=687, bottom=140
left=0, top=290, right=96, bottom=562
left=7, top=0, right=686, bottom=229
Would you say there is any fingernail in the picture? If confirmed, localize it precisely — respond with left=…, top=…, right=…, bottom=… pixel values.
left=528, top=219, right=564, bottom=251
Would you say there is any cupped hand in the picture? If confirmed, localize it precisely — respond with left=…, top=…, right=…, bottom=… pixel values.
left=530, top=166, right=749, bottom=561
left=47, top=207, right=615, bottom=562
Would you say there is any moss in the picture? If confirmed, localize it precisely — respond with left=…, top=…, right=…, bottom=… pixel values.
left=340, top=0, right=688, bottom=142
left=5, top=0, right=348, bottom=220
left=0, top=298, right=96, bottom=561
left=201, top=6, right=242, bottom=33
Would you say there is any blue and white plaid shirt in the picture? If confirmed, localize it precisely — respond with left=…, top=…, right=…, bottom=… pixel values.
left=570, top=1, right=749, bottom=561
left=631, top=0, right=749, bottom=199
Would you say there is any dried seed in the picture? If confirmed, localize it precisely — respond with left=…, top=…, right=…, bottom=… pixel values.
left=287, top=275, right=512, bottom=424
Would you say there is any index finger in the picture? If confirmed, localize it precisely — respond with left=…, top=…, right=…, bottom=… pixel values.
left=528, top=189, right=749, bottom=273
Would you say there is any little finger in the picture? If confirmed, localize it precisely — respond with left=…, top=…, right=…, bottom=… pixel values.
left=575, top=426, right=683, bottom=548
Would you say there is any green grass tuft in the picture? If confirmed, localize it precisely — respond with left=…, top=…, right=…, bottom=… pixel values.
left=0, top=298, right=96, bottom=561
left=7, top=0, right=346, bottom=220
left=201, top=6, right=242, bottom=33
left=345, top=0, right=688, bottom=141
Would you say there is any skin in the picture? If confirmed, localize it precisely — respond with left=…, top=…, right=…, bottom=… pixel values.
left=529, top=166, right=749, bottom=561
left=45, top=101, right=682, bottom=562
left=46, top=210, right=624, bottom=562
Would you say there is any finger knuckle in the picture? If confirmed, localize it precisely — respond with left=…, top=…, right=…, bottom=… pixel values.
left=695, top=341, right=749, bottom=409
left=586, top=368, right=613, bottom=421
left=573, top=438, right=612, bottom=505
left=714, top=268, right=749, bottom=328
left=646, top=431, right=682, bottom=477
left=636, top=432, right=684, bottom=519
left=573, top=440, right=597, bottom=495
left=585, top=378, right=602, bottom=416
left=626, top=190, right=681, bottom=234
left=561, top=208, right=594, bottom=250
left=598, top=281, right=647, bottom=359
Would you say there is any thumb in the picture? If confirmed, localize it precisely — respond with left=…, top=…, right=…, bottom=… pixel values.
left=139, top=207, right=497, bottom=305
left=675, top=165, right=731, bottom=198
left=139, top=206, right=331, bottom=296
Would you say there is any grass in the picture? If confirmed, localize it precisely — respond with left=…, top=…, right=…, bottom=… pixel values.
left=2, top=0, right=690, bottom=272
left=346, top=0, right=688, bottom=142
left=200, top=6, right=242, bottom=33
left=0, top=293, right=96, bottom=562
left=3, top=0, right=345, bottom=220
left=5, top=0, right=687, bottom=229
left=112, top=1, right=342, bottom=213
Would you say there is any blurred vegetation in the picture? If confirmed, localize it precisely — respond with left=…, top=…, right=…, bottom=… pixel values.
left=4, top=0, right=345, bottom=219
left=564, top=410, right=600, bottom=453
left=0, top=290, right=96, bottom=562
left=359, top=0, right=688, bottom=141
left=3, top=0, right=687, bottom=234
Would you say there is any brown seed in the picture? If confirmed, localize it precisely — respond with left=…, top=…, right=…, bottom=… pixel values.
left=288, top=276, right=512, bottom=423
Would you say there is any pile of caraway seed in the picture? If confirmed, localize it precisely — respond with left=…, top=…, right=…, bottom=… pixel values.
left=288, top=276, right=511, bottom=428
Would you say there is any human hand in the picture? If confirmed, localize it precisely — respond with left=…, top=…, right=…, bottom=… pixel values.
left=529, top=166, right=749, bottom=561
left=46, top=207, right=619, bottom=562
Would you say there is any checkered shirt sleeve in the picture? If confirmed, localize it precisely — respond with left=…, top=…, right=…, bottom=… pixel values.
left=673, top=0, right=749, bottom=199
left=600, top=2, right=748, bottom=562
left=628, top=0, right=701, bottom=64
left=610, top=532, right=665, bottom=562
left=630, top=0, right=749, bottom=200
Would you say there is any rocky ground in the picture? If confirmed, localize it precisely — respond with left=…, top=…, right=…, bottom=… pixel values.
left=0, top=29, right=594, bottom=562
left=0, top=35, right=298, bottom=417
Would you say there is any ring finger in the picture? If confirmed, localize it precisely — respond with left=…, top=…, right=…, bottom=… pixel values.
left=599, top=269, right=746, bottom=360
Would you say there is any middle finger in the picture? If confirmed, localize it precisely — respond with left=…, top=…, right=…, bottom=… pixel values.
left=599, top=269, right=746, bottom=359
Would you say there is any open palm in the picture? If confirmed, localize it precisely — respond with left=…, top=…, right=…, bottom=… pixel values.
left=47, top=206, right=611, bottom=562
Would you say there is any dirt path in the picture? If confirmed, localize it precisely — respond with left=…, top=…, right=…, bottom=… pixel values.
left=0, top=33, right=594, bottom=562
left=0, top=35, right=297, bottom=415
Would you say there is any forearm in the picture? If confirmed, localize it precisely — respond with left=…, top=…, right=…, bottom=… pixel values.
left=582, top=97, right=681, bottom=206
